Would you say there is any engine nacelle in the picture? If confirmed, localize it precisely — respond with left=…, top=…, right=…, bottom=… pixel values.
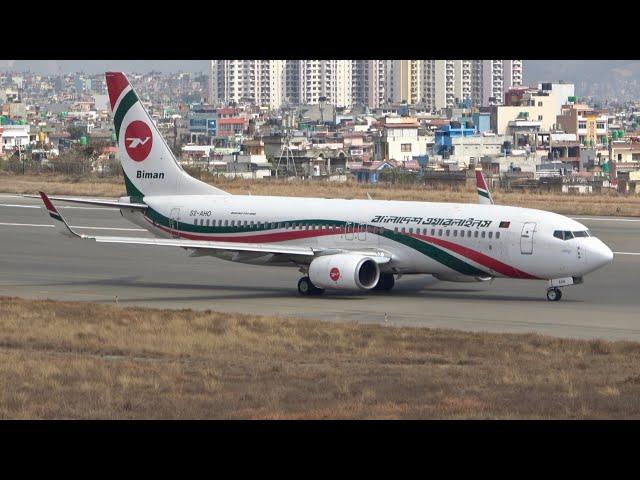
left=432, top=273, right=493, bottom=283
left=309, top=254, right=380, bottom=290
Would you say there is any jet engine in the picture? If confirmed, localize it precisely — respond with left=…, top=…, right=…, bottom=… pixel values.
left=309, top=254, right=380, bottom=290
left=432, top=273, right=493, bottom=283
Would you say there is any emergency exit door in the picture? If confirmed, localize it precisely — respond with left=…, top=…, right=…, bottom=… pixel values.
left=169, top=208, right=181, bottom=239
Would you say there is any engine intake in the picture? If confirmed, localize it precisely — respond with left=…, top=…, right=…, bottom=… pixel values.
left=309, top=254, right=380, bottom=290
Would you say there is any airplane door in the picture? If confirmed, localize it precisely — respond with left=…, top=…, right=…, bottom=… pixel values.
left=169, top=207, right=181, bottom=238
left=358, top=223, right=367, bottom=241
left=344, top=222, right=354, bottom=240
left=520, top=222, right=536, bottom=255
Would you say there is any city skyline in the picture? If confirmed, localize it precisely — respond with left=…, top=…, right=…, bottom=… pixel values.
left=1, top=60, right=639, bottom=84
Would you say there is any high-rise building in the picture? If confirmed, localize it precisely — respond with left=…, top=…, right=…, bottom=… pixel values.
left=209, top=59, right=522, bottom=110
left=209, top=60, right=285, bottom=109
left=475, top=60, right=523, bottom=107
left=295, top=60, right=353, bottom=107
left=386, top=60, right=422, bottom=105
left=352, top=60, right=386, bottom=109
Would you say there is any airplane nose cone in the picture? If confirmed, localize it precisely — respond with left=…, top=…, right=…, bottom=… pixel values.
left=589, top=240, right=614, bottom=270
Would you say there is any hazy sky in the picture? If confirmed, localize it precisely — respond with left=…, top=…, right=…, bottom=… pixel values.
left=2, top=60, right=640, bottom=86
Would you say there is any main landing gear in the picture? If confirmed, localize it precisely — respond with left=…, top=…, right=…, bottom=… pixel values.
left=298, top=277, right=324, bottom=296
left=546, top=288, right=562, bottom=302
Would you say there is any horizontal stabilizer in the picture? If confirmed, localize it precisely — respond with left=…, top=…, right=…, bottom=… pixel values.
left=24, top=194, right=147, bottom=209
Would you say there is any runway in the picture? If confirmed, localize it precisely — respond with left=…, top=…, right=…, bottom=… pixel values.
left=1, top=194, right=639, bottom=341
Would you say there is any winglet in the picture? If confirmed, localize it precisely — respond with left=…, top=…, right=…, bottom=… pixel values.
left=39, top=192, right=82, bottom=238
left=475, top=169, right=494, bottom=205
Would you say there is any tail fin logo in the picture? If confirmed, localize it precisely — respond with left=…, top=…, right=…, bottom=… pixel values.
left=124, top=120, right=153, bottom=162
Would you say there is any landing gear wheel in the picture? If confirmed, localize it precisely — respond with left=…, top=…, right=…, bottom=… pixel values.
left=298, top=277, right=324, bottom=296
left=375, top=273, right=395, bottom=291
left=546, top=288, right=562, bottom=302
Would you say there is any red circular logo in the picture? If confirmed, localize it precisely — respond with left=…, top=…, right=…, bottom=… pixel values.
left=330, top=267, right=340, bottom=281
left=124, top=120, right=153, bottom=162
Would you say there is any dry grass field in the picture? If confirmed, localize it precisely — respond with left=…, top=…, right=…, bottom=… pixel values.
left=1, top=172, right=639, bottom=217
left=2, top=296, right=640, bottom=419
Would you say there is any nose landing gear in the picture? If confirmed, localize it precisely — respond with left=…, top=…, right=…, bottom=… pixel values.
left=546, top=288, right=562, bottom=302
left=545, top=276, right=583, bottom=301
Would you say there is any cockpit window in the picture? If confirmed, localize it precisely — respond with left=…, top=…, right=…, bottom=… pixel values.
left=554, top=230, right=590, bottom=240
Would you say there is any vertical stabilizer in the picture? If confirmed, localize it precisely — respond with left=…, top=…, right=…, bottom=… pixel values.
left=475, top=169, right=494, bottom=205
left=106, top=72, right=229, bottom=199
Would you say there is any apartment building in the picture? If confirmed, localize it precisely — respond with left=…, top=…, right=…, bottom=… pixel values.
left=386, top=60, right=422, bottom=105
left=352, top=60, right=386, bottom=109
left=556, top=104, right=608, bottom=146
left=491, top=88, right=558, bottom=135
left=390, top=60, right=522, bottom=111
left=209, top=60, right=285, bottom=110
left=210, top=59, right=523, bottom=110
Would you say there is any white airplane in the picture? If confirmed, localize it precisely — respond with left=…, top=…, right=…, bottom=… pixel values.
left=35, top=72, right=614, bottom=302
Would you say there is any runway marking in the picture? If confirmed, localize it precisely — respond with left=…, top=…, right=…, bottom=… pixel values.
left=0, top=203, right=113, bottom=211
left=572, top=217, right=640, bottom=222
left=614, top=251, right=640, bottom=256
left=0, top=222, right=145, bottom=232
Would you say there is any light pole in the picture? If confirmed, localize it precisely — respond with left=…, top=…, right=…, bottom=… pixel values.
left=17, top=138, right=24, bottom=175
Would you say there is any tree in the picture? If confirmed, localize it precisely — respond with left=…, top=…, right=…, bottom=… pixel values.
left=66, top=125, right=85, bottom=140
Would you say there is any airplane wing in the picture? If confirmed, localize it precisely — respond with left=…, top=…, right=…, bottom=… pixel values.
left=475, top=169, right=494, bottom=205
left=24, top=193, right=148, bottom=210
left=38, top=192, right=391, bottom=262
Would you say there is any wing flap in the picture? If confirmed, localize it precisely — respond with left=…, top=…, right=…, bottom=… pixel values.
left=86, top=234, right=315, bottom=256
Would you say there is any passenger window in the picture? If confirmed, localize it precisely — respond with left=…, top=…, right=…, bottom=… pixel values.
left=446, top=229, right=450, bottom=237
left=431, top=229, right=435, bottom=236
left=206, top=219, right=210, bottom=226
left=474, top=231, right=478, bottom=238
left=453, top=230, right=458, bottom=237
left=496, top=232, right=500, bottom=239
left=467, top=230, right=471, bottom=238
left=231, top=220, right=235, bottom=227
left=438, top=229, right=443, bottom=236
left=224, top=220, right=228, bottom=226
left=488, top=232, right=493, bottom=239
left=285, top=222, right=290, bottom=229
left=394, top=227, right=398, bottom=233
left=194, top=219, right=198, bottom=225
left=481, top=231, right=486, bottom=238
left=218, top=220, right=222, bottom=227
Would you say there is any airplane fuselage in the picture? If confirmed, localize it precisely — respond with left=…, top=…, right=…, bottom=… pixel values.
left=119, top=194, right=613, bottom=281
